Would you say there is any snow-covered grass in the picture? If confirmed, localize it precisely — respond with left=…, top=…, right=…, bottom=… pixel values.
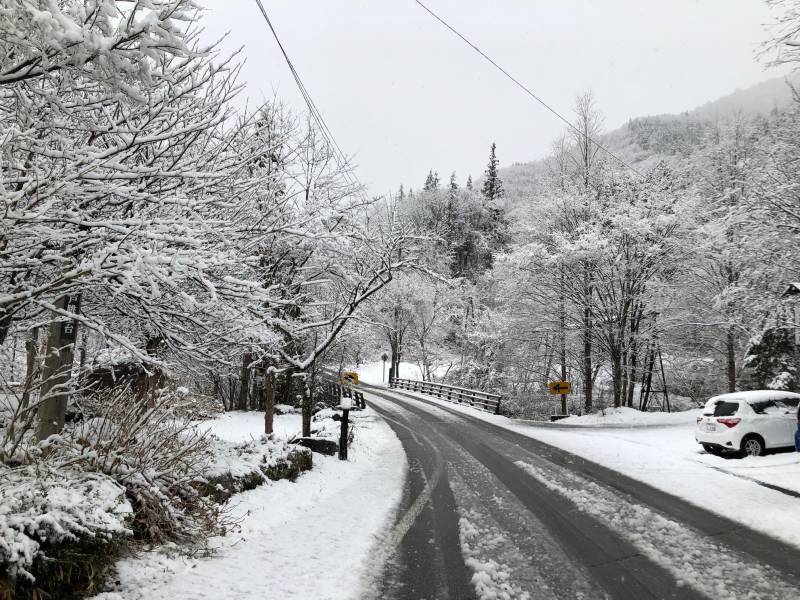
left=373, top=385, right=800, bottom=550
left=92, top=407, right=406, bottom=600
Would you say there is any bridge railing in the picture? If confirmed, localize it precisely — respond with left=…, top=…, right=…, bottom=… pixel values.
left=319, top=379, right=366, bottom=409
left=389, top=378, right=502, bottom=415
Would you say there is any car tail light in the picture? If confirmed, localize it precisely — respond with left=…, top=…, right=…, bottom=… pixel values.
left=717, top=417, right=741, bottom=428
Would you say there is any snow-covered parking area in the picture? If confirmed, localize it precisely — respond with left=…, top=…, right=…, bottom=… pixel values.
left=526, top=407, right=800, bottom=497
left=93, top=408, right=406, bottom=600
left=383, top=389, right=800, bottom=550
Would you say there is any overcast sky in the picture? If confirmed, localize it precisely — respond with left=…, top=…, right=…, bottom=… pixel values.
left=200, top=0, right=789, bottom=194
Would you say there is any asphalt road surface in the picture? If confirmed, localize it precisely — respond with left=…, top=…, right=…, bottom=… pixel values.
left=361, top=384, right=800, bottom=600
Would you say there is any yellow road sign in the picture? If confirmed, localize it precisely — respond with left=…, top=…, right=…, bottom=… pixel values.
left=548, top=381, right=572, bottom=395
left=341, top=371, right=359, bottom=386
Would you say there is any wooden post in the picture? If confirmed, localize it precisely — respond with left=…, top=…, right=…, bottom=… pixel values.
left=338, top=406, right=350, bottom=460
left=264, top=370, right=275, bottom=435
left=36, top=294, right=81, bottom=441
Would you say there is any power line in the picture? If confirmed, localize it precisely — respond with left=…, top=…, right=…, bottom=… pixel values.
left=414, top=0, right=643, bottom=178
left=252, top=0, right=364, bottom=193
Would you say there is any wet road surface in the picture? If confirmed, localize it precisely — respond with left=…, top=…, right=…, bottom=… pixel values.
left=362, top=384, right=800, bottom=600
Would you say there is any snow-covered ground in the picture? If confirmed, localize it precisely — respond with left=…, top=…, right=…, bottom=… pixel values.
left=376, top=386, right=800, bottom=550
left=557, top=405, right=701, bottom=426
left=197, top=410, right=303, bottom=442
left=93, top=408, right=406, bottom=600
left=348, top=360, right=425, bottom=385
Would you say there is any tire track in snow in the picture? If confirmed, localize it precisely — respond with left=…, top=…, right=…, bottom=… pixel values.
left=516, top=460, right=800, bottom=600
left=367, top=396, right=472, bottom=599
left=379, top=412, right=445, bottom=552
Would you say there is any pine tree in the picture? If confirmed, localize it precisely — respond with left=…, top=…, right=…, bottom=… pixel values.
left=398, top=184, right=405, bottom=201
left=448, top=172, right=459, bottom=199
left=466, top=175, right=473, bottom=191
left=481, top=142, right=504, bottom=203
left=424, top=170, right=440, bottom=192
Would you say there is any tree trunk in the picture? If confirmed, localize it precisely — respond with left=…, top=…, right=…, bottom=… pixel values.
left=611, top=347, right=623, bottom=408
left=726, top=330, right=737, bottom=392
left=239, top=352, right=252, bottom=411
left=582, top=269, right=594, bottom=413
left=264, top=370, right=276, bottom=435
left=559, top=278, right=568, bottom=415
left=583, top=305, right=593, bottom=413
left=36, top=295, right=81, bottom=441
left=626, top=348, right=638, bottom=408
left=21, top=327, right=39, bottom=410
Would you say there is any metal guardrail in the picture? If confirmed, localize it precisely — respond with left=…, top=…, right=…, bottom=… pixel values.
left=389, top=378, right=502, bottom=414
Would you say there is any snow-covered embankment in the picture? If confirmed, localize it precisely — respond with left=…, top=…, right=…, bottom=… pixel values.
left=94, top=408, right=406, bottom=600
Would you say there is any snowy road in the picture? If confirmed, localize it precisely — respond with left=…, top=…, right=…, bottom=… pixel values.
left=363, top=385, right=800, bottom=600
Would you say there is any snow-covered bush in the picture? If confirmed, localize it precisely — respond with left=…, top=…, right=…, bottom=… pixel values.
left=46, top=389, right=224, bottom=546
left=205, top=436, right=312, bottom=502
left=0, top=466, right=131, bottom=582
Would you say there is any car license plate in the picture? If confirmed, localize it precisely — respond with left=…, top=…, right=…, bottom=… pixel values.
left=704, top=423, right=716, bottom=432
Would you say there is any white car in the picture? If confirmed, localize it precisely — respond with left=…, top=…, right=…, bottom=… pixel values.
left=695, top=390, right=800, bottom=457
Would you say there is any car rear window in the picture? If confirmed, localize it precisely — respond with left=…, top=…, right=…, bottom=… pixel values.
left=778, top=398, right=799, bottom=408
left=711, top=401, right=739, bottom=417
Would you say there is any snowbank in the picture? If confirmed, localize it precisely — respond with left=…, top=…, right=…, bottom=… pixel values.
left=92, top=408, right=406, bottom=600
left=558, top=406, right=701, bottom=426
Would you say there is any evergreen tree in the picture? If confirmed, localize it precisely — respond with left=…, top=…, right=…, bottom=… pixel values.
left=466, top=175, right=473, bottom=191
left=743, top=327, right=799, bottom=391
left=448, top=172, right=459, bottom=199
left=398, top=184, right=405, bottom=201
left=481, top=143, right=504, bottom=203
left=424, top=170, right=440, bottom=192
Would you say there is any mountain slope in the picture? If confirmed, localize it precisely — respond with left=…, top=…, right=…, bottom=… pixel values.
left=500, top=75, right=798, bottom=207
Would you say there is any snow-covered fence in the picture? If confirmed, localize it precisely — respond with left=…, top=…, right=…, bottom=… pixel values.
left=389, top=378, right=502, bottom=414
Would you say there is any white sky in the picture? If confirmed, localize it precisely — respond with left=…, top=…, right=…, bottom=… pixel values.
left=199, top=0, right=789, bottom=194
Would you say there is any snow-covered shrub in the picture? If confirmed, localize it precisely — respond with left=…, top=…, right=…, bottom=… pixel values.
left=46, top=388, right=225, bottom=547
left=204, top=436, right=313, bottom=502
left=0, top=464, right=131, bottom=587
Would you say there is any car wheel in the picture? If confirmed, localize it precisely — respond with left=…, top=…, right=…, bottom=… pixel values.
left=740, top=435, right=765, bottom=457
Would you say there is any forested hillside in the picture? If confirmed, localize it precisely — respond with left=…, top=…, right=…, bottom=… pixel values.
left=355, top=75, right=800, bottom=418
